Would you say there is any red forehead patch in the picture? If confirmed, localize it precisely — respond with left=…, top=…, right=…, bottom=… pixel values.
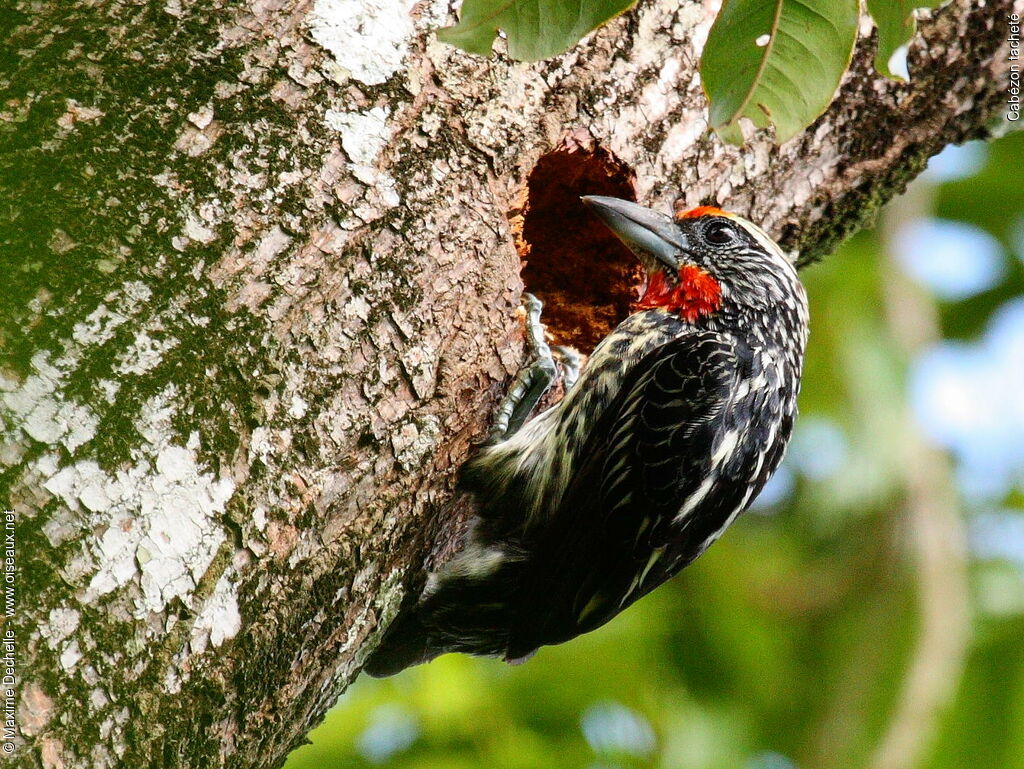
left=675, top=205, right=730, bottom=220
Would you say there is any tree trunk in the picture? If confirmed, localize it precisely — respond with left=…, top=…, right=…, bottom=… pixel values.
left=0, top=0, right=1013, bottom=766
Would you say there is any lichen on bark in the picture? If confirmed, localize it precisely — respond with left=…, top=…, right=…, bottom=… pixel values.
left=0, top=0, right=1013, bottom=767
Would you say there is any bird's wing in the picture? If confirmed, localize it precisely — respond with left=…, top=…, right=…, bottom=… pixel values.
left=510, top=332, right=752, bottom=654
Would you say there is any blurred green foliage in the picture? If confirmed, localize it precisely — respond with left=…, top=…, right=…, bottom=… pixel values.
left=286, top=131, right=1024, bottom=769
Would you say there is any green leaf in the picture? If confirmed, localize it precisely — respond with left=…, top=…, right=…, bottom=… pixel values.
left=436, top=0, right=637, bottom=62
left=865, top=0, right=943, bottom=80
left=700, top=0, right=859, bottom=145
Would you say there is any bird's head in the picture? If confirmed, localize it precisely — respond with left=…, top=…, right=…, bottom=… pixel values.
left=582, top=195, right=799, bottom=324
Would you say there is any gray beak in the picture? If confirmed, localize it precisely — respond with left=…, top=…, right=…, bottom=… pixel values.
left=581, top=195, right=688, bottom=270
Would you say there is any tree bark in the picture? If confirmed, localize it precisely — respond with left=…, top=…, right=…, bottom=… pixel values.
left=0, top=0, right=1013, bottom=766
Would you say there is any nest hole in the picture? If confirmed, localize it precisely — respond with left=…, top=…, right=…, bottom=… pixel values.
left=512, top=137, right=641, bottom=354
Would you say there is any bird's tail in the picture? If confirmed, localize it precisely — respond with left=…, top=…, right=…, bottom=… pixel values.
left=362, top=608, right=443, bottom=678
left=362, top=557, right=523, bottom=678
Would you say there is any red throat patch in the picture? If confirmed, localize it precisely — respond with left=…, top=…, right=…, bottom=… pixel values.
left=635, top=265, right=723, bottom=323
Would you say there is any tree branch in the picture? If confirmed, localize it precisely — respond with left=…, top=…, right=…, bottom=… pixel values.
left=1, top=0, right=1011, bottom=766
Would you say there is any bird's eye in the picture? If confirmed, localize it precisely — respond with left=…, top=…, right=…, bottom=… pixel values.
left=703, top=220, right=736, bottom=246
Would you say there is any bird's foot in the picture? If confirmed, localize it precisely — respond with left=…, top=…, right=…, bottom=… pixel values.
left=552, top=345, right=582, bottom=392
left=486, top=293, right=558, bottom=444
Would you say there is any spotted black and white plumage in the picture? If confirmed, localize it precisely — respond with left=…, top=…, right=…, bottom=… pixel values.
left=365, top=197, right=809, bottom=677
